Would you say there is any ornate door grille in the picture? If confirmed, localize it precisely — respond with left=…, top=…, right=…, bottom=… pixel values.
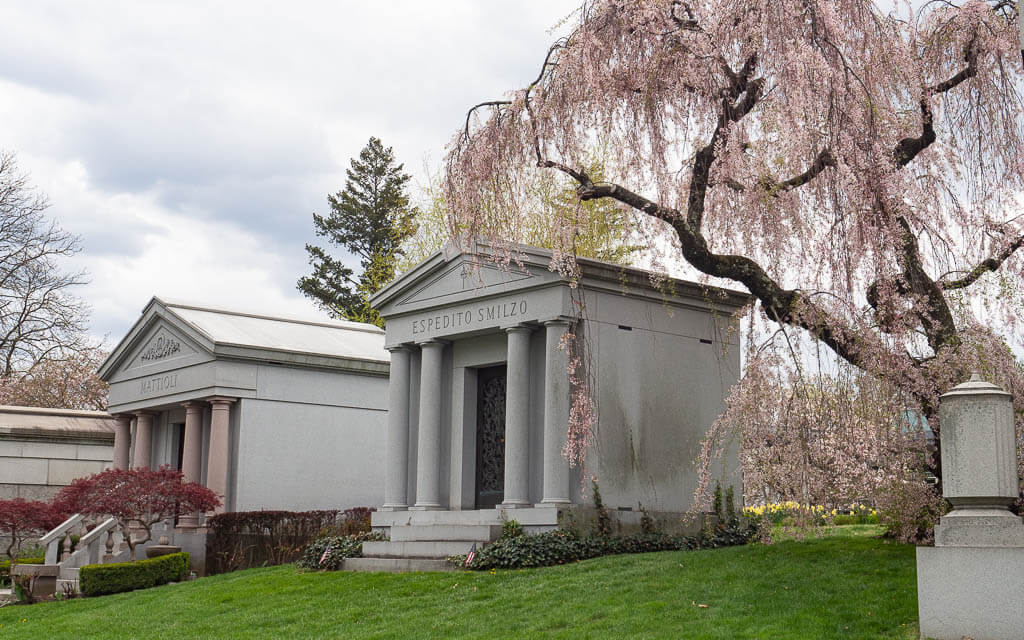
left=475, top=366, right=507, bottom=509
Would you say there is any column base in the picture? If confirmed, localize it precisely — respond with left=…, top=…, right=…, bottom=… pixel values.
left=409, top=503, right=443, bottom=511
left=499, top=501, right=532, bottom=509
left=918, top=545, right=1024, bottom=640
left=379, top=504, right=409, bottom=512
left=536, top=500, right=571, bottom=508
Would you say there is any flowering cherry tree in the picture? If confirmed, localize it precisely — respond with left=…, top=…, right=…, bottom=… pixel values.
left=0, top=347, right=109, bottom=411
left=0, top=498, right=63, bottom=563
left=445, top=0, right=1024, bottom=504
left=54, top=467, right=220, bottom=561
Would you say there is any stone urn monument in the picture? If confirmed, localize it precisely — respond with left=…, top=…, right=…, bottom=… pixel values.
left=145, top=521, right=182, bottom=559
left=917, top=374, right=1024, bottom=640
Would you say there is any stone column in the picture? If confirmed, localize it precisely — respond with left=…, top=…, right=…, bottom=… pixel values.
left=383, top=346, right=412, bottom=510
left=206, top=397, right=236, bottom=514
left=540, top=319, right=571, bottom=505
left=413, top=340, right=445, bottom=510
left=112, top=415, right=132, bottom=470
left=178, top=401, right=205, bottom=527
left=501, top=325, right=532, bottom=508
left=131, top=412, right=154, bottom=470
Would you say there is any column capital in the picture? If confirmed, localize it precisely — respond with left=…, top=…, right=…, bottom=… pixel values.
left=503, top=323, right=534, bottom=334
left=132, top=410, right=157, bottom=419
left=541, top=316, right=573, bottom=328
left=386, top=344, right=414, bottom=354
left=206, top=396, right=237, bottom=408
left=112, top=413, right=133, bottom=423
left=416, top=338, right=449, bottom=348
left=182, top=401, right=205, bottom=411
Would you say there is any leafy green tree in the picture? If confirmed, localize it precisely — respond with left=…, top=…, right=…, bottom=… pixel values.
left=298, top=137, right=415, bottom=326
left=400, top=156, right=638, bottom=271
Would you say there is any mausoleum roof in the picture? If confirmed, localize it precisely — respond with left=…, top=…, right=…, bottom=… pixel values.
left=99, top=297, right=388, bottom=381
left=162, top=299, right=386, bottom=362
left=0, top=405, right=115, bottom=442
left=371, top=239, right=751, bottom=316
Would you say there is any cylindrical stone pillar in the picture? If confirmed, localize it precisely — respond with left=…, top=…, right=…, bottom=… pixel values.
left=132, top=412, right=154, bottom=470
left=178, top=401, right=206, bottom=527
left=502, top=325, right=532, bottom=508
left=414, top=340, right=445, bottom=509
left=939, top=374, right=1018, bottom=512
left=207, top=397, right=236, bottom=514
left=112, top=415, right=132, bottom=470
left=383, top=346, right=412, bottom=510
left=540, top=319, right=572, bottom=505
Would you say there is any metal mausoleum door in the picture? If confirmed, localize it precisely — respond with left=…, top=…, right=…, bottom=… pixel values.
left=475, top=365, right=507, bottom=509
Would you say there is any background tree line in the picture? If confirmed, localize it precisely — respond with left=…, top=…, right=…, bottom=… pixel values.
left=0, top=151, right=107, bottom=411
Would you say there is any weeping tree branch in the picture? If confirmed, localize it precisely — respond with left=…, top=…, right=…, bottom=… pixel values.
left=939, top=234, right=1024, bottom=289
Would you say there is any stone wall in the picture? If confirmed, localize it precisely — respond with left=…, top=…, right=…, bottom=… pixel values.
left=0, top=434, right=113, bottom=501
left=0, top=406, right=116, bottom=502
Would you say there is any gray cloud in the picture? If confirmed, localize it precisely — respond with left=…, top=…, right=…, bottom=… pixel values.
left=1, top=0, right=583, bottom=339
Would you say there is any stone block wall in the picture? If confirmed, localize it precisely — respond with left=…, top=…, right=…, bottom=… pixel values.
left=0, top=434, right=114, bottom=501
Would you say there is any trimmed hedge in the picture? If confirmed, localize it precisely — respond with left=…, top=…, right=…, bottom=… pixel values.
left=205, top=510, right=340, bottom=575
left=457, top=525, right=757, bottom=570
left=79, top=552, right=189, bottom=597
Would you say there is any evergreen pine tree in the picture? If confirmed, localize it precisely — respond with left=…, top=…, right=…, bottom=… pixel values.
left=298, top=137, right=415, bottom=326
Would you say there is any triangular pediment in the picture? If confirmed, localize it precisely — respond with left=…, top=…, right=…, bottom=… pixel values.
left=124, top=325, right=199, bottom=371
left=398, top=259, right=536, bottom=307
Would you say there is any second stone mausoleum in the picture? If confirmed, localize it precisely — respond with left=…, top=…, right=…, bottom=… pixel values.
left=369, top=241, right=748, bottom=526
left=98, top=297, right=390, bottom=516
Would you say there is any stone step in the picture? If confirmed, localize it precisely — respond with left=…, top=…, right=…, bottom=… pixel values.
left=389, top=524, right=502, bottom=542
left=372, top=506, right=561, bottom=528
left=343, top=557, right=456, bottom=573
left=362, top=540, right=480, bottom=559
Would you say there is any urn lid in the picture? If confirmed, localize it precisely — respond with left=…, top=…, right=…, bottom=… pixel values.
left=940, top=373, right=1011, bottom=399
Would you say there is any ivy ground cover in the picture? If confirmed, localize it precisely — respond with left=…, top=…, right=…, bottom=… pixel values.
left=0, top=527, right=917, bottom=639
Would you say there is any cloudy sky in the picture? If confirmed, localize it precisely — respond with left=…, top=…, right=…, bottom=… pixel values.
left=1, top=1, right=582, bottom=343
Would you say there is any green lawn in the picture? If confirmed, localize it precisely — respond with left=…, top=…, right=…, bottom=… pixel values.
left=0, top=527, right=919, bottom=639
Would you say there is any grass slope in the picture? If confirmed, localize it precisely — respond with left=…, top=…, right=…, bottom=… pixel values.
left=0, top=529, right=918, bottom=639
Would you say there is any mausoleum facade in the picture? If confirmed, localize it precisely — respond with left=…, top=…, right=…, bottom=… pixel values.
left=370, top=241, right=748, bottom=520
left=98, top=297, right=389, bottom=516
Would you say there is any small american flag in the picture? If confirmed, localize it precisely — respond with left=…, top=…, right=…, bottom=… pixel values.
left=319, top=542, right=333, bottom=567
left=464, top=543, right=477, bottom=567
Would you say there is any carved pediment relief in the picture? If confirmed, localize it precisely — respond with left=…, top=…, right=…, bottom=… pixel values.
left=398, top=259, right=536, bottom=307
left=125, top=326, right=197, bottom=370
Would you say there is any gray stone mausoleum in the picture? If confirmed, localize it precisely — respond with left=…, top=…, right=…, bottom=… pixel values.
left=98, top=297, right=390, bottom=516
left=356, top=241, right=747, bottom=567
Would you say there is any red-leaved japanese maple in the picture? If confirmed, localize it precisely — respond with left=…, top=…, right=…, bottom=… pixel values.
left=0, top=498, right=63, bottom=563
left=444, top=1, right=1024, bottom=509
left=54, top=466, right=220, bottom=561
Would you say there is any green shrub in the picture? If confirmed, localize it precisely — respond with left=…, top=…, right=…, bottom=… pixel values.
left=296, top=531, right=386, bottom=571
left=500, top=519, right=524, bottom=540
left=724, top=486, right=737, bottom=525
left=79, top=552, right=189, bottom=597
left=639, top=505, right=656, bottom=535
left=456, top=524, right=756, bottom=570
left=591, top=480, right=612, bottom=538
